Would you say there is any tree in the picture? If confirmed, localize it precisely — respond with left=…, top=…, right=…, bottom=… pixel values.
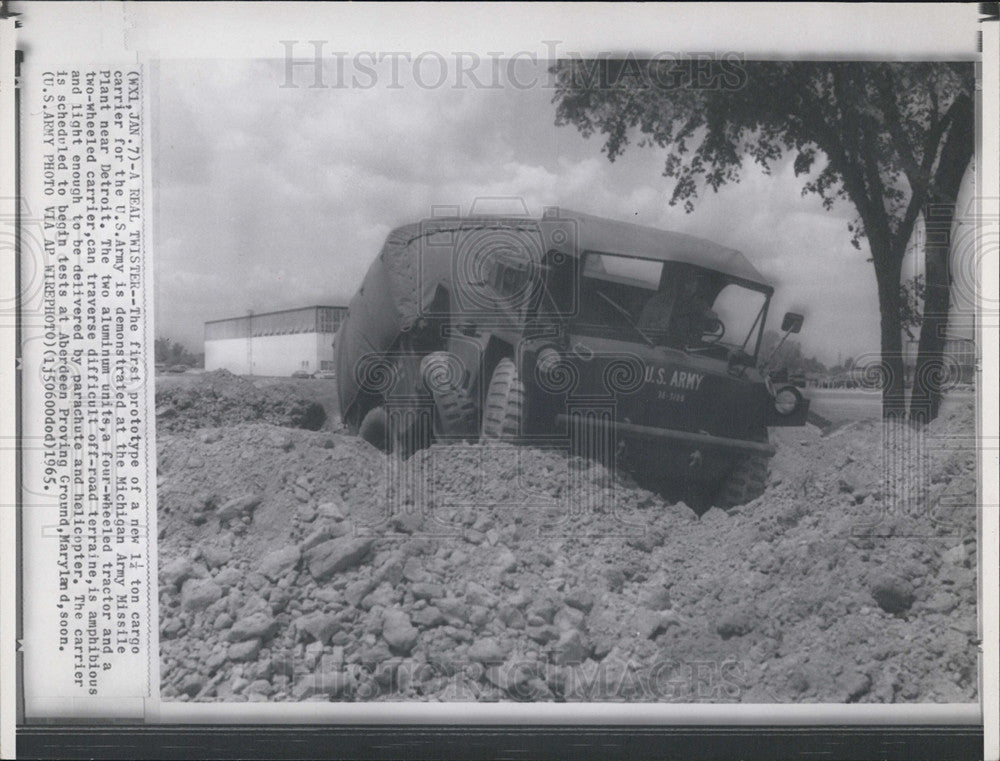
left=154, top=336, right=173, bottom=364
left=550, top=59, right=974, bottom=419
left=909, top=92, right=974, bottom=423
left=899, top=274, right=926, bottom=342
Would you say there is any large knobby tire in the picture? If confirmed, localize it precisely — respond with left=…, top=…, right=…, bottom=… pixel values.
left=481, top=358, right=524, bottom=442
left=432, top=386, right=479, bottom=441
left=359, top=404, right=432, bottom=458
left=359, top=406, right=388, bottom=451
left=715, top=432, right=770, bottom=509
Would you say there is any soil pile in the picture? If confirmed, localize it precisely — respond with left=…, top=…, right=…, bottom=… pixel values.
left=156, top=370, right=326, bottom=433
left=158, top=390, right=978, bottom=703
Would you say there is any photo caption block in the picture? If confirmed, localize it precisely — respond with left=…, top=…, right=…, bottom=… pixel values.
left=21, top=65, right=156, bottom=716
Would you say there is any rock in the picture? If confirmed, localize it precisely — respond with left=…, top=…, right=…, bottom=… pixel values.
left=485, top=659, right=533, bottom=693
left=297, top=503, right=317, bottom=522
left=161, top=617, right=183, bottom=639
left=526, top=625, right=559, bottom=645
left=382, top=609, right=419, bottom=654
left=497, top=604, right=526, bottom=630
left=495, top=547, right=518, bottom=573
left=410, top=582, right=445, bottom=601
left=626, top=528, right=664, bottom=552
left=214, top=566, right=242, bottom=588
left=563, top=590, right=595, bottom=613
left=295, top=612, right=340, bottom=645
left=246, top=572, right=268, bottom=591
left=317, top=500, right=347, bottom=521
left=468, top=605, right=490, bottom=629
left=345, top=578, right=377, bottom=608
left=468, top=637, right=507, bottom=664
left=200, top=545, right=232, bottom=569
left=161, top=557, right=202, bottom=589
left=267, top=433, right=293, bottom=451
left=227, top=638, right=262, bottom=662
left=180, top=578, right=223, bottom=612
left=228, top=612, right=278, bottom=642
left=550, top=629, right=589, bottom=665
left=179, top=674, right=205, bottom=698
left=402, top=556, right=428, bottom=583
left=411, top=606, right=446, bottom=628
left=213, top=612, right=234, bottom=630
left=436, top=597, right=468, bottom=624
left=464, top=582, right=496, bottom=608
left=788, top=671, right=810, bottom=694
left=292, top=672, right=352, bottom=700
left=391, top=512, right=423, bottom=534
left=640, top=586, right=672, bottom=611
left=715, top=607, right=755, bottom=639
left=604, top=568, right=625, bottom=593
left=301, top=523, right=350, bottom=552
left=553, top=606, right=585, bottom=632
left=632, top=609, right=663, bottom=640
left=306, top=537, right=375, bottom=580
left=217, top=493, right=263, bottom=522
left=245, top=679, right=272, bottom=696
left=924, top=591, right=959, bottom=614
left=871, top=575, right=914, bottom=614
left=942, top=544, right=968, bottom=566
left=259, top=546, right=301, bottom=581
left=700, top=507, right=729, bottom=522
left=198, top=429, right=223, bottom=444
left=844, top=671, right=872, bottom=702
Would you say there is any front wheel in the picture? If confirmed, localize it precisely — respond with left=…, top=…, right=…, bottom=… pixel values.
left=715, top=432, right=769, bottom=509
left=481, top=358, right=523, bottom=442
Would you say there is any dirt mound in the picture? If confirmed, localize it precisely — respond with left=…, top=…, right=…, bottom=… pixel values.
left=158, top=398, right=978, bottom=703
left=156, top=370, right=326, bottom=433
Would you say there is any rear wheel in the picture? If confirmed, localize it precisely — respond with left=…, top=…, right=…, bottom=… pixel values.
left=715, top=431, right=769, bottom=509
left=481, top=358, right=523, bottom=441
left=432, top=386, right=479, bottom=441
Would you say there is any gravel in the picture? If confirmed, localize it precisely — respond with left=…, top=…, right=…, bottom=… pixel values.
left=158, top=375, right=978, bottom=703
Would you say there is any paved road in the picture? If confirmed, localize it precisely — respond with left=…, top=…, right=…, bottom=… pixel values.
left=807, top=387, right=975, bottom=423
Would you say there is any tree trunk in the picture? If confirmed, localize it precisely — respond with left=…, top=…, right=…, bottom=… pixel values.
left=910, top=94, right=974, bottom=424
left=874, top=254, right=907, bottom=419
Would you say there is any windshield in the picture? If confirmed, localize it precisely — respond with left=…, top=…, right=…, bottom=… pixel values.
left=572, top=252, right=769, bottom=357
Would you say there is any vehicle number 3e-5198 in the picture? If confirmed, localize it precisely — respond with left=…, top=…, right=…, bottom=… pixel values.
left=657, top=390, right=686, bottom=403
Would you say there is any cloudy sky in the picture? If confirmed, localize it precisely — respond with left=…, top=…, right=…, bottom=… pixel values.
left=152, top=57, right=947, bottom=367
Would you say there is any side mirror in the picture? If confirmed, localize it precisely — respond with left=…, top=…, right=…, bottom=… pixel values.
left=781, top=312, right=804, bottom=334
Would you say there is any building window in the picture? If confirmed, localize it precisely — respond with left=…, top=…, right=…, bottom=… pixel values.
left=320, top=360, right=333, bottom=371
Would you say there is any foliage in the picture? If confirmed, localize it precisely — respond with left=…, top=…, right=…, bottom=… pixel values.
left=154, top=336, right=203, bottom=367
left=899, top=274, right=926, bottom=341
left=551, top=59, right=974, bottom=416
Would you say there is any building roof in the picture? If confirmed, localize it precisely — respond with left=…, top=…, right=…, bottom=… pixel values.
left=204, top=305, right=348, bottom=325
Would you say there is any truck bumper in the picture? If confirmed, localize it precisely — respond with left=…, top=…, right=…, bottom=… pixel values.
left=553, top=414, right=777, bottom=458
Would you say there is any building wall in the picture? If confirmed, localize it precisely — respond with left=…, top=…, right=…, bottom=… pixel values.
left=205, top=332, right=336, bottom=376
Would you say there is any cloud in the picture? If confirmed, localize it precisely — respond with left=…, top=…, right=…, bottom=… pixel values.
left=154, top=59, right=886, bottom=366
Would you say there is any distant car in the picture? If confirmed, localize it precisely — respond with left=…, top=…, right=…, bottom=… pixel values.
left=155, top=363, right=166, bottom=374
left=314, top=370, right=337, bottom=379
left=291, top=370, right=315, bottom=379
left=168, top=365, right=188, bottom=374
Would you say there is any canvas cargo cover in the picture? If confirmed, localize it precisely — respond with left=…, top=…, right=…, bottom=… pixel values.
left=335, top=218, right=548, bottom=421
left=335, top=212, right=771, bottom=421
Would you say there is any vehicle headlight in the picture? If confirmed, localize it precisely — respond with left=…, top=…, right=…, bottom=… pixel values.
left=774, top=385, right=802, bottom=415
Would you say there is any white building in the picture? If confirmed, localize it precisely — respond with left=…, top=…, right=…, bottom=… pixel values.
left=204, top=305, right=348, bottom=376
